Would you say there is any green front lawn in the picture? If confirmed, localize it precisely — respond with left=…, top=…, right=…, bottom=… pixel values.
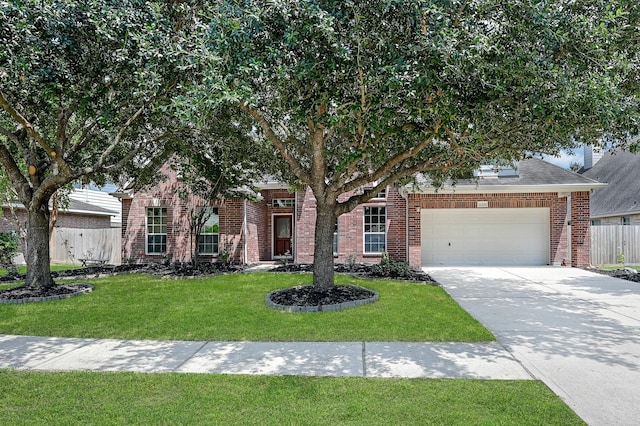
left=0, top=272, right=493, bottom=342
left=0, top=370, right=585, bottom=425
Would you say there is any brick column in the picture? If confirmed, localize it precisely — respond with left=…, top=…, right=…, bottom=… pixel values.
left=571, top=191, right=591, bottom=267
left=407, top=196, right=422, bottom=268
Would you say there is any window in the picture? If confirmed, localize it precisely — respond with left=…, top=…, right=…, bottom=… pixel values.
left=333, top=220, right=338, bottom=254
left=272, top=198, right=295, bottom=208
left=198, top=207, right=219, bottom=254
left=622, top=216, right=631, bottom=226
left=364, top=206, right=386, bottom=253
left=146, top=207, right=167, bottom=254
left=374, top=189, right=387, bottom=199
left=591, top=219, right=602, bottom=226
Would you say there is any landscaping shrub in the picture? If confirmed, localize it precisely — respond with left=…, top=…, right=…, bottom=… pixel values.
left=370, top=253, right=413, bottom=279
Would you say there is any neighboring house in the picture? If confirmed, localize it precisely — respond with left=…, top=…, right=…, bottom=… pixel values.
left=0, top=198, right=116, bottom=233
left=1, top=190, right=120, bottom=265
left=581, top=148, right=640, bottom=226
left=69, top=187, right=122, bottom=228
left=117, top=158, right=604, bottom=268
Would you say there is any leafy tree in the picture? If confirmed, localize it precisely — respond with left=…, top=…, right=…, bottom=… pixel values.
left=205, top=0, right=639, bottom=290
left=0, top=1, right=209, bottom=291
left=569, top=161, right=583, bottom=173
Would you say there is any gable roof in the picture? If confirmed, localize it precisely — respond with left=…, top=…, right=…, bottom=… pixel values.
left=581, top=149, right=640, bottom=218
left=403, top=158, right=606, bottom=195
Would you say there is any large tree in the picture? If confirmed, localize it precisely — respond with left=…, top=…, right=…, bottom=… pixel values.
left=204, top=0, right=639, bottom=290
left=0, top=1, right=210, bottom=291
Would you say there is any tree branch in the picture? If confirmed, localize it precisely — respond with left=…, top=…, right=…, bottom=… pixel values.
left=335, top=152, right=448, bottom=216
left=0, top=141, right=32, bottom=205
left=0, top=91, right=58, bottom=160
left=238, top=101, right=311, bottom=183
left=341, top=120, right=442, bottom=194
left=67, top=118, right=98, bottom=158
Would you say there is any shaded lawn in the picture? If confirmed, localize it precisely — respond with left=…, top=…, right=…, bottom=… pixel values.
left=0, top=370, right=585, bottom=425
left=0, top=272, right=493, bottom=342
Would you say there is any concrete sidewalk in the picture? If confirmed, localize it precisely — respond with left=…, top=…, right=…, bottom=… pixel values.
left=0, top=334, right=532, bottom=379
left=427, top=266, right=640, bottom=426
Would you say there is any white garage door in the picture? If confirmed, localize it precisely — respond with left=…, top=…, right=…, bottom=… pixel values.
left=421, top=208, right=550, bottom=266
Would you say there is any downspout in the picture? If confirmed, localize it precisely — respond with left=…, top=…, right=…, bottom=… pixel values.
left=399, top=186, right=410, bottom=263
left=293, top=191, right=298, bottom=263
left=243, top=199, right=248, bottom=264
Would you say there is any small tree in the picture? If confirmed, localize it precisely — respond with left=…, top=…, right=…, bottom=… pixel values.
left=0, top=231, right=20, bottom=276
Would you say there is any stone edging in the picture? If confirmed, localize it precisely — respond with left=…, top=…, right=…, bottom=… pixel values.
left=265, top=287, right=379, bottom=312
left=0, top=284, right=94, bottom=305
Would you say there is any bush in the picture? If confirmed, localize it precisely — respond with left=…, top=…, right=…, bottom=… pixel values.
left=370, top=253, right=413, bottom=278
left=0, top=231, right=20, bottom=276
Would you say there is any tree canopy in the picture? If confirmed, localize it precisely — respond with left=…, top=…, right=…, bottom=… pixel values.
left=0, top=1, right=221, bottom=289
left=203, top=0, right=639, bottom=288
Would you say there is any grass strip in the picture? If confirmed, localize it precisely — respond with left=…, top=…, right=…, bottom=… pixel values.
left=0, top=273, right=493, bottom=342
left=0, top=370, right=585, bottom=425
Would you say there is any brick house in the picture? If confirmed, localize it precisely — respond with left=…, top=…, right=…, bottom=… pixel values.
left=117, top=158, right=604, bottom=268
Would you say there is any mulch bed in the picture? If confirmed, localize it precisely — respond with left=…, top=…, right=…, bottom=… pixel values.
left=268, top=284, right=377, bottom=308
left=589, top=267, right=640, bottom=283
left=270, top=263, right=438, bottom=284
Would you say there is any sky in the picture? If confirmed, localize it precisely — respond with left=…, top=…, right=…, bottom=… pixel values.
left=540, top=148, right=584, bottom=170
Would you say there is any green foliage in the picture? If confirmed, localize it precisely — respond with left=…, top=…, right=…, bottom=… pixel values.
left=0, top=231, right=19, bottom=274
left=205, top=0, right=639, bottom=192
left=202, top=0, right=640, bottom=288
left=371, top=253, right=413, bottom=279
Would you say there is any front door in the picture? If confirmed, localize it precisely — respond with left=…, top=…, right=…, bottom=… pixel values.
left=274, top=215, right=293, bottom=257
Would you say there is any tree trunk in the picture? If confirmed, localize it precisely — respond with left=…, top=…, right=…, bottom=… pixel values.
left=25, top=203, right=55, bottom=291
left=312, top=200, right=337, bottom=291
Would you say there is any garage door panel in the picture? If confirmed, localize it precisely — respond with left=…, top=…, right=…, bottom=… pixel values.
left=421, top=208, right=550, bottom=266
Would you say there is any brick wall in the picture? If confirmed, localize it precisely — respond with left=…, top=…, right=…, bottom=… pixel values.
left=407, top=192, right=572, bottom=268
left=121, top=164, right=249, bottom=264
left=571, top=191, right=591, bottom=267
left=294, top=186, right=407, bottom=264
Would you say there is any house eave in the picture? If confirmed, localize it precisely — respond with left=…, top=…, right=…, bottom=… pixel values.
left=591, top=209, right=640, bottom=219
left=110, top=191, right=133, bottom=200
left=400, top=183, right=607, bottom=197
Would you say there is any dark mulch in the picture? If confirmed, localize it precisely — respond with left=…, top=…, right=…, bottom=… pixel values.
left=270, top=262, right=438, bottom=284
left=589, top=267, right=640, bottom=283
left=268, top=284, right=377, bottom=307
left=267, top=262, right=436, bottom=308
left=0, top=283, right=91, bottom=301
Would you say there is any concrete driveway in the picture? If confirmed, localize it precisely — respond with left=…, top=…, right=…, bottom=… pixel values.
left=425, top=266, right=640, bottom=426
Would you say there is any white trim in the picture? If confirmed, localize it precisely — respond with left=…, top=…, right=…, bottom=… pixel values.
left=145, top=206, right=167, bottom=255
left=363, top=205, right=387, bottom=254
left=272, top=213, right=294, bottom=259
left=401, top=182, right=607, bottom=196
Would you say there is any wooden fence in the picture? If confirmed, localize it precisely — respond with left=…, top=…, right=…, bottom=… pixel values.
left=50, top=227, right=121, bottom=265
left=591, top=225, right=640, bottom=265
